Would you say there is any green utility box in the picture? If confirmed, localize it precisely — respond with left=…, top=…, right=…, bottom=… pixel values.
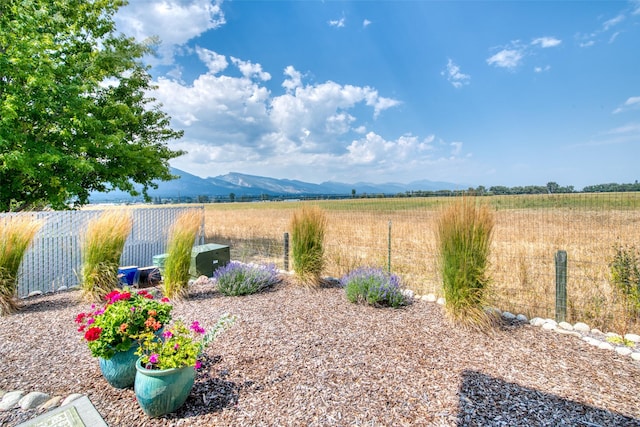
left=152, top=254, right=168, bottom=271
left=189, top=244, right=230, bottom=278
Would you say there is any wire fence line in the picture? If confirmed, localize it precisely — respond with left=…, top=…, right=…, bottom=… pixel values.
left=2, top=206, right=204, bottom=297
left=203, top=193, right=640, bottom=332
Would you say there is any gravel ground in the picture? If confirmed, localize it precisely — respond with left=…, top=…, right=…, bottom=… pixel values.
left=1, top=281, right=640, bottom=427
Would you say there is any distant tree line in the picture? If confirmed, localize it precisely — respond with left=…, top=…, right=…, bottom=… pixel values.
left=119, top=180, right=640, bottom=205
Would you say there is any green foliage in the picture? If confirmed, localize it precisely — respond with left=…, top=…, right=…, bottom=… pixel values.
left=161, top=211, right=202, bottom=299
left=136, top=314, right=235, bottom=370
left=0, top=0, right=184, bottom=211
left=213, top=261, right=280, bottom=296
left=437, top=198, right=495, bottom=329
left=290, top=206, right=327, bottom=287
left=341, top=267, right=407, bottom=308
left=75, top=288, right=173, bottom=360
left=0, top=216, right=42, bottom=315
left=80, top=210, right=132, bottom=301
left=609, top=244, right=640, bottom=318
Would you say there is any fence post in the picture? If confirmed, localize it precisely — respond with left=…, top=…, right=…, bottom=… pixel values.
left=555, top=250, right=567, bottom=322
left=388, top=220, right=392, bottom=273
left=283, top=232, right=289, bottom=271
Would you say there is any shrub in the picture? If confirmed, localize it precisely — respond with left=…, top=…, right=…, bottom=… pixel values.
left=0, top=216, right=42, bottom=315
left=341, top=267, right=407, bottom=308
left=436, top=198, right=495, bottom=329
left=81, top=210, right=132, bottom=302
left=213, top=261, right=280, bottom=296
left=290, top=205, right=327, bottom=288
left=161, top=210, right=203, bottom=299
left=609, top=244, right=640, bottom=319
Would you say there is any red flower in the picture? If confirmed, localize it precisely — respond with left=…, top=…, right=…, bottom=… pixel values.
left=143, top=294, right=153, bottom=299
left=161, top=297, right=170, bottom=303
left=75, top=313, right=86, bottom=324
left=84, top=327, right=102, bottom=342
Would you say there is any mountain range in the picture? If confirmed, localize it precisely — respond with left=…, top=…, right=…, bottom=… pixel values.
left=89, top=168, right=464, bottom=202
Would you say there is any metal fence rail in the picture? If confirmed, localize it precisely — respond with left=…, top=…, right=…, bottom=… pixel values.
left=1, top=206, right=204, bottom=297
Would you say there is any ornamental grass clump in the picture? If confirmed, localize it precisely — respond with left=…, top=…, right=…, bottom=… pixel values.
left=136, top=314, right=236, bottom=370
left=436, top=198, right=495, bottom=330
left=75, top=288, right=173, bottom=359
left=0, top=216, right=42, bottom=315
left=341, top=267, right=407, bottom=308
left=161, top=210, right=203, bottom=300
left=81, top=210, right=133, bottom=302
left=290, top=205, right=327, bottom=288
left=213, top=261, right=280, bottom=296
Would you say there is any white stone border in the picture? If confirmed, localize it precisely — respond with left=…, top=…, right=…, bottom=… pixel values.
left=416, top=293, right=640, bottom=363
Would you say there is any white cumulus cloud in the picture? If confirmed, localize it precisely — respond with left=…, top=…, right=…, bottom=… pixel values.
left=115, top=0, right=226, bottom=65
left=486, top=48, right=524, bottom=69
left=442, top=59, right=471, bottom=88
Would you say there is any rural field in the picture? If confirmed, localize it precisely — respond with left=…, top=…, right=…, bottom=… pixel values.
left=203, top=193, right=640, bottom=334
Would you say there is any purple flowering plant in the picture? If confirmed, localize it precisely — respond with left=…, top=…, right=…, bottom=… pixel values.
left=340, top=267, right=407, bottom=308
left=135, top=314, right=236, bottom=370
left=213, top=261, right=281, bottom=296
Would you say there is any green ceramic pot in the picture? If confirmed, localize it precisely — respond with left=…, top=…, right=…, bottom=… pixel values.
left=134, top=357, right=196, bottom=417
left=98, top=345, right=138, bottom=389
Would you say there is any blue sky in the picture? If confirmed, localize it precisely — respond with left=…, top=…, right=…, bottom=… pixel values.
left=115, top=0, right=640, bottom=190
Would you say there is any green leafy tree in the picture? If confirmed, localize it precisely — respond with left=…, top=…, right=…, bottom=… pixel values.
left=0, top=0, right=184, bottom=211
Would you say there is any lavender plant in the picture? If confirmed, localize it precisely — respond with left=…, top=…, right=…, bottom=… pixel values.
left=213, top=261, right=280, bottom=296
left=340, top=267, right=407, bottom=308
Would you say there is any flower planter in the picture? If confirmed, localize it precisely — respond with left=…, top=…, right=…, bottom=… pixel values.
left=98, top=345, right=139, bottom=389
left=134, top=357, right=195, bottom=417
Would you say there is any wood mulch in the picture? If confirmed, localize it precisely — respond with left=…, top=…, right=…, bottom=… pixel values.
left=1, top=281, right=639, bottom=426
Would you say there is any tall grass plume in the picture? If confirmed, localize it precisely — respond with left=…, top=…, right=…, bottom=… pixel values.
left=80, top=210, right=132, bottom=302
left=290, top=205, right=327, bottom=288
left=436, top=198, right=495, bottom=330
left=161, top=210, right=203, bottom=299
left=0, top=216, right=42, bottom=315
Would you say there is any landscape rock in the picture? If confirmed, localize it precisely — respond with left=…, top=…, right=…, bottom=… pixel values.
left=422, top=294, right=437, bottom=302
left=624, top=333, right=640, bottom=343
left=583, top=337, right=601, bottom=346
left=541, top=322, right=557, bottom=331
left=436, top=297, right=445, bottom=305
left=39, top=395, right=63, bottom=411
left=19, top=392, right=50, bottom=410
left=60, top=393, right=84, bottom=407
left=516, top=314, right=528, bottom=322
left=530, top=317, right=546, bottom=327
left=558, top=321, right=574, bottom=331
left=573, top=322, right=590, bottom=332
left=0, top=391, right=24, bottom=411
left=631, top=353, right=640, bottom=361
left=591, top=328, right=603, bottom=336
left=605, top=332, right=622, bottom=339
left=598, top=341, right=615, bottom=351
left=616, top=347, right=633, bottom=356
left=401, top=289, right=414, bottom=299
left=501, top=311, right=516, bottom=320
left=554, top=328, right=581, bottom=338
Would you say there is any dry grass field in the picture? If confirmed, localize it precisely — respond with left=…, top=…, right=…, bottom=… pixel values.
left=203, top=193, right=640, bottom=334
